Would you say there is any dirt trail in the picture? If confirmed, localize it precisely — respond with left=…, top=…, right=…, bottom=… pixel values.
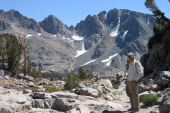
left=113, top=85, right=159, bottom=113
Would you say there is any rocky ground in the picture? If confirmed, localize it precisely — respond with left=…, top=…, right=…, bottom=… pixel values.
left=0, top=79, right=159, bottom=113
left=1, top=70, right=170, bottom=113
left=0, top=89, right=159, bottom=113
left=112, top=88, right=159, bottom=113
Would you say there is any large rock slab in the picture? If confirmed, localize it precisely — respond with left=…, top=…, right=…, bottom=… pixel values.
left=159, top=92, right=170, bottom=113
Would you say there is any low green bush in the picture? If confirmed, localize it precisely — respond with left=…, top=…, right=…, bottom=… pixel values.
left=141, top=94, right=158, bottom=106
left=112, top=92, right=117, bottom=96
left=112, top=82, right=119, bottom=89
left=43, top=85, right=62, bottom=93
left=98, top=90, right=103, bottom=97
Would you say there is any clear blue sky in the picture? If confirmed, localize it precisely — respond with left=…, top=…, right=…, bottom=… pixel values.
left=1, top=0, right=169, bottom=26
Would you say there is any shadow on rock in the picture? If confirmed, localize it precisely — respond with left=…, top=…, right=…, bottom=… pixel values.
left=102, top=110, right=126, bottom=113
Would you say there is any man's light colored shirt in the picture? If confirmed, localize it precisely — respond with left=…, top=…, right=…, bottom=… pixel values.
left=127, top=59, right=143, bottom=81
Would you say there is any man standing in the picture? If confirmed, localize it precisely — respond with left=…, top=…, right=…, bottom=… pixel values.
left=126, top=53, right=144, bottom=112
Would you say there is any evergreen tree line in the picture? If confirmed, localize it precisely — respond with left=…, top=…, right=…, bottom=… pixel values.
left=64, top=67, right=94, bottom=90
left=0, top=33, right=42, bottom=78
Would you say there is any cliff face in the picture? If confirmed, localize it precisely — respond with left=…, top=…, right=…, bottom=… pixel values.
left=141, top=31, right=170, bottom=75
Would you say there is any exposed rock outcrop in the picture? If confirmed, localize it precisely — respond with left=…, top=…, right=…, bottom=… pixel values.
left=141, top=31, right=170, bottom=75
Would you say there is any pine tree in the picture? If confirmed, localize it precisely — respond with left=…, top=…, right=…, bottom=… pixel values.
left=27, top=62, right=42, bottom=78
left=0, top=34, right=6, bottom=69
left=145, top=0, right=170, bottom=49
left=79, top=67, right=86, bottom=80
left=85, top=70, right=94, bottom=80
left=7, top=34, right=22, bottom=73
left=64, top=71, right=79, bottom=90
left=0, top=33, right=22, bottom=73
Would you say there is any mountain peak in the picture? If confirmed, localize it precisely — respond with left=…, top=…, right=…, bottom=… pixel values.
left=39, top=14, right=75, bottom=36
left=45, top=15, right=60, bottom=22
left=0, top=9, right=156, bottom=76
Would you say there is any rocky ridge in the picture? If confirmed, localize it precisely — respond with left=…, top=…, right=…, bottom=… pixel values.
left=0, top=9, right=156, bottom=76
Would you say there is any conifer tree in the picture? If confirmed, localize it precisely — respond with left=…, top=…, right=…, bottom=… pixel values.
left=79, top=67, right=86, bottom=80
left=85, top=70, right=94, bottom=80
left=0, top=34, right=6, bottom=69
left=0, top=33, right=22, bottom=73
left=27, top=62, right=42, bottom=78
left=64, top=71, right=79, bottom=90
left=145, top=0, right=170, bottom=48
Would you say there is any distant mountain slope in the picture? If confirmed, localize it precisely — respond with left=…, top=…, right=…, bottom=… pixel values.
left=74, top=9, right=155, bottom=76
left=0, top=9, right=156, bottom=76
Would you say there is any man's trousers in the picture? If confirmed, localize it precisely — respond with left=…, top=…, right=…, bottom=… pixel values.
left=126, top=81, right=139, bottom=108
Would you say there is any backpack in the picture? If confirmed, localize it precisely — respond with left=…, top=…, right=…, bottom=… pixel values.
left=135, top=61, right=144, bottom=78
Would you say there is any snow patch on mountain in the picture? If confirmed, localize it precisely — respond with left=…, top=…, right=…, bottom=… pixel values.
left=147, top=18, right=150, bottom=25
left=110, top=16, right=120, bottom=37
left=101, top=53, right=118, bottom=66
left=72, top=35, right=84, bottom=41
left=105, top=14, right=107, bottom=20
left=122, top=30, right=128, bottom=41
left=26, top=34, right=33, bottom=38
left=63, top=37, right=73, bottom=42
left=38, top=33, right=41, bottom=36
left=81, top=58, right=97, bottom=66
left=75, top=43, right=88, bottom=57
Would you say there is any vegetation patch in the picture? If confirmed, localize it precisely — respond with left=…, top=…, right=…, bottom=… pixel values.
left=22, top=86, right=39, bottom=91
left=112, top=82, right=119, bottom=89
left=0, top=79, right=21, bottom=87
left=64, top=68, right=94, bottom=90
left=141, top=94, right=158, bottom=107
left=43, top=85, right=62, bottom=93
left=98, top=90, right=103, bottom=97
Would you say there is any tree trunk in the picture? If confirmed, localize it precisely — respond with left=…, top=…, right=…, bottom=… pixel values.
left=24, top=46, right=27, bottom=76
left=18, top=35, right=28, bottom=76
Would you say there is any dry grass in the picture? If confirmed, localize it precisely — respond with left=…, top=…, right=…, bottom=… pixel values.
left=51, top=81, right=62, bottom=84
left=0, top=78, right=64, bottom=93
left=0, top=79, right=21, bottom=87
left=22, top=86, right=40, bottom=91
left=0, top=79, right=40, bottom=92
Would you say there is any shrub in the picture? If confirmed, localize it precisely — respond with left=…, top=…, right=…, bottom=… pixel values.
left=111, top=81, right=119, bottom=89
left=112, top=92, right=117, bottom=96
left=98, top=90, right=103, bottom=97
left=78, top=67, right=94, bottom=80
left=64, top=71, right=79, bottom=90
left=43, top=85, right=62, bottom=93
left=142, top=94, right=158, bottom=106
